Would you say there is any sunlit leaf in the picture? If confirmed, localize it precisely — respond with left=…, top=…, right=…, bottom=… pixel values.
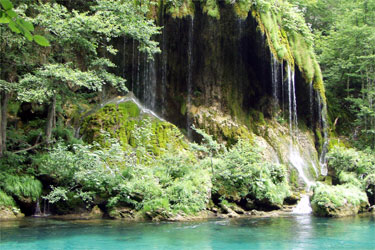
left=34, top=35, right=50, bottom=46
left=6, top=9, right=16, bottom=18
left=8, top=20, right=20, bottom=33
left=20, top=19, right=34, bottom=31
left=0, top=0, right=13, bottom=11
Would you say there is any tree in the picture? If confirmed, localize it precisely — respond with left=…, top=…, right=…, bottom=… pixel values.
left=293, top=0, right=375, bottom=147
left=0, top=0, right=49, bottom=46
left=0, top=0, right=160, bottom=155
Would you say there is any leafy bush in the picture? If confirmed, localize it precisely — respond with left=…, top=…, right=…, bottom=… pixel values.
left=36, top=140, right=126, bottom=206
left=213, top=139, right=290, bottom=206
left=327, top=146, right=375, bottom=177
left=311, top=182, right=369, bottom=217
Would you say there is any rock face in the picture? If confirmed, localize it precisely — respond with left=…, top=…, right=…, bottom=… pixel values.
left=109, top=2, right=325, bottom=194
left=311, top=183, right=369, bottom=217
left=114, top=3, right=323, bottom=134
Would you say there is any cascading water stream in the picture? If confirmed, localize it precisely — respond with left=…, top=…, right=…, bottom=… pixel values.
left=287, top=65, right=294, bottom=137
left=271, top=53, right=279, bottom=113
left=286, top=64, right=314, bottom=214
left=318, top=95, right=329, bottom=176
left=161, top=21, right=168, bottom=117
left=34, top=198, right=41, bottom=216
left=131, top=40, right=135, bottom=92
left=186, top=16, right=194, bottom=139
left=34, top=198, right=50, bottom=217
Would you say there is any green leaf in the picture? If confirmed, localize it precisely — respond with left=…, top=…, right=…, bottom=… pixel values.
left=33, top=35, right=50, bottom=46
left=0, top=0, right=13, bottom=11
left=8, top=20, right=20, bottom=33
left=6, top=9, right=16, bottom=18
left=20, top=19, right=34, bottom=31
left=0, top=12, right=9, bottom=23
left=24, top=30, right=33, bottom=41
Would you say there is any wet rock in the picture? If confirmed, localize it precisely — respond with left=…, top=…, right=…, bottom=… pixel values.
left=284, top=194, right=299, bottom=205
left=109, top=207, right=135, bottom=219
left=89, top=205, right=103, bottom=219
left=0, top=206, right=24, bottom=220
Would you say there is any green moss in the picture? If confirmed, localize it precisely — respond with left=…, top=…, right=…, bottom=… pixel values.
left=289, top=168, right=299, bottom=188
left=202, top=0, right=220, bottom=19
left=81, top=100, right=187, bottom=155
left=315, top=128, right=323, bottom=154
left=234, top=0, right=252, bottom=19
left=167, top=0, right=195, bottom=18
left=180, top=99, right=187, bottom=115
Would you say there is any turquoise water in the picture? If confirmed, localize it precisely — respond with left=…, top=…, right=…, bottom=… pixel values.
left=1, top=214, right=374, bottom=250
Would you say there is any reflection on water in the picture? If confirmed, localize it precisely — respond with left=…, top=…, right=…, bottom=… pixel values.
left=0, top=214, right=374, bottom=250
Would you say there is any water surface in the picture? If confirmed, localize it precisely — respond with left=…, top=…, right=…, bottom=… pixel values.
left=1, top=214, right=374, bottom=250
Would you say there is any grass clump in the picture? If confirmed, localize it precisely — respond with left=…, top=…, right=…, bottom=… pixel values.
left=0, top=190, right=16, bottom=207
left=0, top=174, right=42, bottom=201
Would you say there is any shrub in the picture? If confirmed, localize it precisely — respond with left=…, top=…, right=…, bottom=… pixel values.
left=311, top=182, right=369, bottom=217
left=213, top=139, right=290, bottom=206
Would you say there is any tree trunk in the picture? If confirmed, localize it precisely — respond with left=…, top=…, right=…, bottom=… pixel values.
left=45, top=94, right=56, bottom=143
left=0, top=91, right=9, bottom=157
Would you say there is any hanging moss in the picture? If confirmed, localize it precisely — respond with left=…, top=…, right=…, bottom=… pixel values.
left=201, top=0, right=220, bottom=19
left=233, top=0, right=252, bottom=19
left=156, top=0, right=327, bottom=104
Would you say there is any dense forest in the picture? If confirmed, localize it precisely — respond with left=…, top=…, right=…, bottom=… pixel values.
left=0, top=0, right=374, bottom=221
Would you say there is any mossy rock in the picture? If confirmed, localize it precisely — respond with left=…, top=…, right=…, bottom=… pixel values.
left=311, top=182, right=369, bottom=217
left=81, top=96, right=187, bottom=155
left=191, top=104, right=253, bottom=146
left=0, top=206, right=24, bottom=220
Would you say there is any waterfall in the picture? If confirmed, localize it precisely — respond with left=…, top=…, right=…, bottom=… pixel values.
left=149, top=60, right=157, bottom=111
left=136, top=47, right=141, bottom=98
left=271, top=53, right=280, bottom=113
left=288, top=64, right=293, bottom=137
left=309, top=81, right=314, bottom=126
left=122, top=37, right=126, bottom=80
left=43, top=198, right=50, bottom=216
left=113, top=93, right=165, bottom=121
left=281, top=61, right=285, bottom=114
left=285, top=65, right=313, bottom=214
left=318, top=95, right=329, bottom=176
left=292, top=71, right=298, bottom=136
left=186, top=16, right=194, bottom=139
left=34, top=198, right=42, bottom=216
left=289, top=144, right=314, bottom=214
left=292, top=195, right=312, bottom=214
left=142, top=57, right=157, bottom=111
left=161, top=23, right=168, bottom=116
left=143, top=54, right=147, bottom=103
left=287, top=65, right=298, bottom=138
left=132, top=40, right=136, bottom=92
left=34, top=198, right=51, bottom=217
